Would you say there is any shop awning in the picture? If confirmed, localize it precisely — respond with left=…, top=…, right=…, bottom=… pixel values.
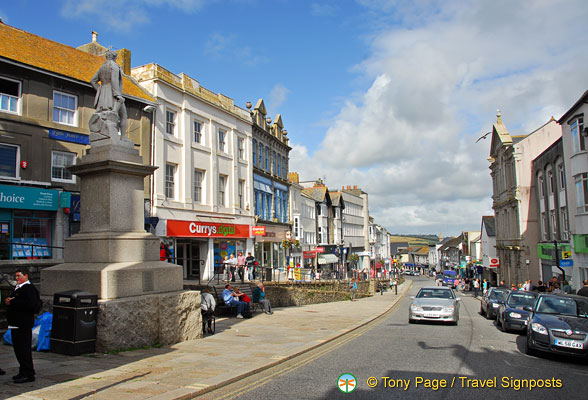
left=317, top=254, right=339, bottom=264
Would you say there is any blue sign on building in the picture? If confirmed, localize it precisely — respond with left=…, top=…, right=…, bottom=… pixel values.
left=0, top=185, right=59, bottom=211
left=559, top=259, right=573, bottom=267
left=49, top=129, right=90, bottom=145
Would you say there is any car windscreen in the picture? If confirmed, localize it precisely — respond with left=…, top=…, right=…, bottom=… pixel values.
left=506, top=292, right=537, bottom=307
left=443, top=274, right=455, bottom=279
left=416, top=289, right=454, bottom=299
left=489, top=290, right=508, bottom=301
left=535, top=296, right=578, bottom=316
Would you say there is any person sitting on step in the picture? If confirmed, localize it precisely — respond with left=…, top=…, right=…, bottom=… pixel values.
left=222, top=283, right=250, bottom=318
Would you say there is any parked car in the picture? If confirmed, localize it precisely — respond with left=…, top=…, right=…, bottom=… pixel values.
left=480, top=287, right=510, bottom=319
left=409, top=286, right=461, bottom=325
left=525, top=294, right=588, bottom=360
left=496, top=291, right=539, bottom=333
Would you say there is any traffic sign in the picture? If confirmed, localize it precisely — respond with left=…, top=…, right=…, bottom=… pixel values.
left=562, top=251, right=571, bottom=259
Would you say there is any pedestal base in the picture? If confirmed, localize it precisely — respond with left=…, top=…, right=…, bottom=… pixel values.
left=94, top=291, right=201, bottom=352
left=41, top=261, right=183, bottom=299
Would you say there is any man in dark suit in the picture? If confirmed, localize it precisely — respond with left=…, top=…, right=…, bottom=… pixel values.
left=5, top=268, right=38, bottom=383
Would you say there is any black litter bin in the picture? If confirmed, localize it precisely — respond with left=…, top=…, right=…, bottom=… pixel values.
left=51, top=290, right=98, bottom=356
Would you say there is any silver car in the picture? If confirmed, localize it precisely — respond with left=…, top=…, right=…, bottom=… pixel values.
left=409, top=287, right=461, bottom=325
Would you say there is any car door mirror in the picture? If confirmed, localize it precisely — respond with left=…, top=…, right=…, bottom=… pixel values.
left=410, top=296, right=415, bottom=300
left=456, top=297, right=462, bottom=302
left=523, top=306, right=533, bottom=312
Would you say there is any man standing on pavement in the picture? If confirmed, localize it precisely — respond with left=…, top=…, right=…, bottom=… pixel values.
left=237, top=252, right=246, bottom=283
left=577, top=280, right=588, bottom=297
left=4, top=268, right=39, bottom=383
left=245, top=252, right=256, bottom=280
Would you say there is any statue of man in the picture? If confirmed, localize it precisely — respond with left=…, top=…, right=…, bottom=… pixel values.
left=90, top=50, right=127, bottom=137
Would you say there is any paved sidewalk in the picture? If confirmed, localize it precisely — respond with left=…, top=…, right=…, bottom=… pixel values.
left=0, top=282, right=412, bottom=400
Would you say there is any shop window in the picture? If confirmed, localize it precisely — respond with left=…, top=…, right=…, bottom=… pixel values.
left=0, top=143, right=19, bottom=178
left=12, top=211, right=53, bottom=259
left=51, top=151, right=76, bottom=183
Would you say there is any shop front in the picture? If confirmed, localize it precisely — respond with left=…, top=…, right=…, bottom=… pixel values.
left=537, top=242, right=572, bottom=283
left=165, top=219, right=253, bottom=281
left=253, top=224, right=289, bottom=280
left=0, top=184, right=63, bottom=260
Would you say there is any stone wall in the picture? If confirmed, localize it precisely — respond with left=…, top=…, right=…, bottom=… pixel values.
left=95, top=290, right=201, bottom=352
left=263, top=280, right=375, bottom=307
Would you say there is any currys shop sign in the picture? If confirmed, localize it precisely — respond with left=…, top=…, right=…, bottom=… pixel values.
left=166, top=220, right=250, bottom=238
left=0, top=185, right=59, bottom=211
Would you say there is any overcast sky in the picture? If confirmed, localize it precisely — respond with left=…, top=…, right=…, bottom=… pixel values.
left=2, top=0, right=588, bottom=237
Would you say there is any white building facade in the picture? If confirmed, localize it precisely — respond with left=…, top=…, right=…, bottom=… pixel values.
left=132, top=64, right=254, bottom=281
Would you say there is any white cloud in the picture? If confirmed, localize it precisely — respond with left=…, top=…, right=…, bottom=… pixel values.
left=268, top=84, right=290, bottom=110
left=61, top=0, right=210, bottom=32
left=290, top=0, right=588, bottom=235
left=205, top=32, right=269, bottom=67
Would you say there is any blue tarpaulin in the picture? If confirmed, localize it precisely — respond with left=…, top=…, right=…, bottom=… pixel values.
left=3, top=312, right=52, bottom=351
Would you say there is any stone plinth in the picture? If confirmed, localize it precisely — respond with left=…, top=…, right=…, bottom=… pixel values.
left=40, top=261, right=182, bottom=299
left=93, top=290, right=201, bottom=352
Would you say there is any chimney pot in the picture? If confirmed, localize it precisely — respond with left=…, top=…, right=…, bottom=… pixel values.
left=353, top=185, right=357, bottom=189
left=92, top=31, right=98, bottom=42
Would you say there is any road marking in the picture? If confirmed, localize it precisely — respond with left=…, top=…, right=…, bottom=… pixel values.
left=204, top=283, right=411, bottom=399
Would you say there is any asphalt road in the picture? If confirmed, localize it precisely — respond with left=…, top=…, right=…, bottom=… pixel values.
left=203, top=276, right=588, bottom=400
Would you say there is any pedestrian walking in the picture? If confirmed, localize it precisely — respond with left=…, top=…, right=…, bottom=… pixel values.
left=349, top=279, right=358, bottom=301
left=482, top=279, right=489, bottom=296
left=473, top=278, right=480, bottom=297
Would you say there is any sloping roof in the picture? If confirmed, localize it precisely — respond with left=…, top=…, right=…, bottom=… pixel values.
left=390, top=242, right=409, bottom=253
left=558, top=89, right=588, bottom=124
left=302, top=186, right=331, bottom=204
left=482, top=216, right=496, bottom=237
left=0, top=22, right=155, bottom=103
left=412, top=246, right=429, bottom=255
left=439, top=237, right=460, bottom=251
left=329, top=191, right=344, bottom=209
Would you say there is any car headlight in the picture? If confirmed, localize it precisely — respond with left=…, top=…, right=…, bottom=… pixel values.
left=410, top=304, right=423, bottom=311
left=443, top=306, right=455, bottom=312
left=531, top=322, right=547, bottom=335
left=492, top=303, right=500, bottom=308
left=508, top=312, right=522, bottom=319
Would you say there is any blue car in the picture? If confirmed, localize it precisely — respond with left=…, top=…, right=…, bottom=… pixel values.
left=525, top=294, right=588, bottom=360
left=496, top=291, right=538, bottom=333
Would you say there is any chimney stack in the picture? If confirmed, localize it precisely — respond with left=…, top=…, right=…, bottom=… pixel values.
left=92, top=30, right=98, bottom=42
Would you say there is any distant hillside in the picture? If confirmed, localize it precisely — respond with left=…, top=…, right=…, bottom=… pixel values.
left=389, top=235, right=439, bottom=246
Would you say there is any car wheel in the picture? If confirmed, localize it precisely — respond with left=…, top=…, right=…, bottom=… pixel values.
left=525, top=334, right=538, bottom=357
left=408, top=319, right=415, bottom=324
left=480, top=305, right=485, bottom=316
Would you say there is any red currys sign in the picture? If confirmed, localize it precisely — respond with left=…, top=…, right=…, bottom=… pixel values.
left=167, top=220, right=250, bottom=238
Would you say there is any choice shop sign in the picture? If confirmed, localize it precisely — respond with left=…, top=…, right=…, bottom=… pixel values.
left=166, top=220, right=250, bottom=238
left=0, top=185, right=59, bottom=211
